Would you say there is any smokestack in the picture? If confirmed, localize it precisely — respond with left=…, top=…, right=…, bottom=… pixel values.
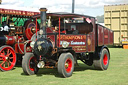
left=72, top=0, right=75, bottom=13
left=39, top=8, right=47, bottom=38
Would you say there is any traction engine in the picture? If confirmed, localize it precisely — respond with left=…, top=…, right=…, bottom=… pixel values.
left=22, top=8, right=113, bottom=78
left=0, top=18, right=40, bottom=71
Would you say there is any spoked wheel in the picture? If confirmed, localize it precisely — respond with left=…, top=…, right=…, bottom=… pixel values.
left=0, top=45, right=16, bottom=71
left=22, top=53, right=39, bottom=75
left=93, top=48, right=109, bottom=70
left=58, top=53, right=74, bottom=78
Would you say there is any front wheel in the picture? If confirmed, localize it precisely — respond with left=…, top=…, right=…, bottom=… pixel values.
left=93, top=48, right=110, bottom=70
left=58, top=53, right=74, bottom=78
left=0, top=45, right=16, bottom=71
left=22, top=53, right=39, bottom=75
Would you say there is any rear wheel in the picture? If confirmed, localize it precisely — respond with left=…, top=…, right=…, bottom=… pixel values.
left=58, top=53, right=74, bottom=78
left=0, top=45, right=16, bottom=71
left=22, top=53, right=39, bottom=75
left=93, top=48, right=109, bottom=70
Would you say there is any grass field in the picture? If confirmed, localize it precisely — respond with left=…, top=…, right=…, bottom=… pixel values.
left=0, top=48, right=128, bottom=85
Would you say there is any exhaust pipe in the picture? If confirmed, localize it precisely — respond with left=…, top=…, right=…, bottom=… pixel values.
left=39, top=8, right=47, bottom=38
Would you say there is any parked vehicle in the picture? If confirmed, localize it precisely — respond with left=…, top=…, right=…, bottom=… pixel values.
left=0, top=8, right=40, bottom=71
left=22, top=8, right=114, bottom=78
left=104, top=4, right=128, bottom=48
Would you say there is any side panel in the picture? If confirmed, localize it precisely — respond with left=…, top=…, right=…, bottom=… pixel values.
left=87, top=34, right=92, bottom=52
left=97, top=24, right=114, bottom=46
left=88, top=18, right=95, bottom=52
left=104, top=27, right=109, bottom=45
left=98, top=25, right=104, bottom=46
left=58, top=35, right=87, bottom=53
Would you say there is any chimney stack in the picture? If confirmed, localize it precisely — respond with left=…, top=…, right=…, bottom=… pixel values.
left=39, top=8, right=47, bottom=38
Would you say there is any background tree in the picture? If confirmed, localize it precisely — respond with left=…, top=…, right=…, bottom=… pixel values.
left=96, top=15, right=104, bottom=23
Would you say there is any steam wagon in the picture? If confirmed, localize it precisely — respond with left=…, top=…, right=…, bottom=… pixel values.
left=0, top=8, right=40, bottom=71
left=22, top=8, right=113, bottom=78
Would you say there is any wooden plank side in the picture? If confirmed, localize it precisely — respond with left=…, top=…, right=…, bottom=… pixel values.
left=97, top=24, right=114, bottom=46
left=98, top=25, right=104, bottom=46
left=104, top=27, right=109, bottom=45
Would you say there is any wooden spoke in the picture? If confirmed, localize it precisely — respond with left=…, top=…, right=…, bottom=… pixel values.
left=7, top=49, right=10, bottom=54
left=1, top=51, right=5, bottom=56
left=8, top=62, right=10, bottom=67
left=0, top=55, right=4, bottom=58
left=9, top=60, right=12, bottom=64
left=6, top=52, right=12, bottom=57
left=3, top=62, right=5, bottom=67
left=6, top=50, right=12, bottom=57
left=1, top=61, right=5, bottom=65
left=9, top=57, right=13, bottom=59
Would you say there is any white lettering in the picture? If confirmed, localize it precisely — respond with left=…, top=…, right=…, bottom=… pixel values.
left=71, top=41, right=85, bottom=45
left=60, top=41, right=85, bottom=45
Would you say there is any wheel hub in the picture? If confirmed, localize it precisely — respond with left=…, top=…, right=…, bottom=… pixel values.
left=65, top=58, right=72, bottom=73
left=2, top=56, right=9, bottom=61
left=65, top=63, right=69, bottom=68
left=103, top=54, right=108, bottom=65
left=5, top=57, right=8, bottom=60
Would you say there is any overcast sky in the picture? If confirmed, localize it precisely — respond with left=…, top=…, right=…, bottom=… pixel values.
left=0, top=0, right=128, bottom=17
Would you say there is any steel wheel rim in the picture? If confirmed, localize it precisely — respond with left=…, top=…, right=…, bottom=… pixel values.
left=103, top=54, right=108, bottom=65
left=29, top=57, right=37, bottom=71
left=0, top=47, right=16, bottom=71
left=65, top=58, right=72, bottom=73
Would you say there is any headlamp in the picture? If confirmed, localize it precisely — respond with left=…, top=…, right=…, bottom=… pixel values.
left=62, top=41, right=69, bottom=48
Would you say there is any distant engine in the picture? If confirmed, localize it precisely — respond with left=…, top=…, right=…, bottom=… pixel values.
left=0, top=8, right=41, bottom=72
left=0, top=20, right=39, bottom=46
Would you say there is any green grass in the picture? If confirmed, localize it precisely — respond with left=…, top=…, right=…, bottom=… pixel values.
left=0, top=48, right=128, bottom=85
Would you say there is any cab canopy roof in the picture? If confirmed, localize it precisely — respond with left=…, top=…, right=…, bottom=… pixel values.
left=32, top=12, right=95, bottom=19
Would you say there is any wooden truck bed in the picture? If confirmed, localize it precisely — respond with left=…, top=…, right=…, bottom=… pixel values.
left=96, top=24, right=114, bottom=46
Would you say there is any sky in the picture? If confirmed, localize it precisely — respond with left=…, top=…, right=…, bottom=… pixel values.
left=0, top=0, right=128, bottom=17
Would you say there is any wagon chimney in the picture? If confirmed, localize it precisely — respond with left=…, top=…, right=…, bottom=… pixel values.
left=39, top=8, right=47, bottom=38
